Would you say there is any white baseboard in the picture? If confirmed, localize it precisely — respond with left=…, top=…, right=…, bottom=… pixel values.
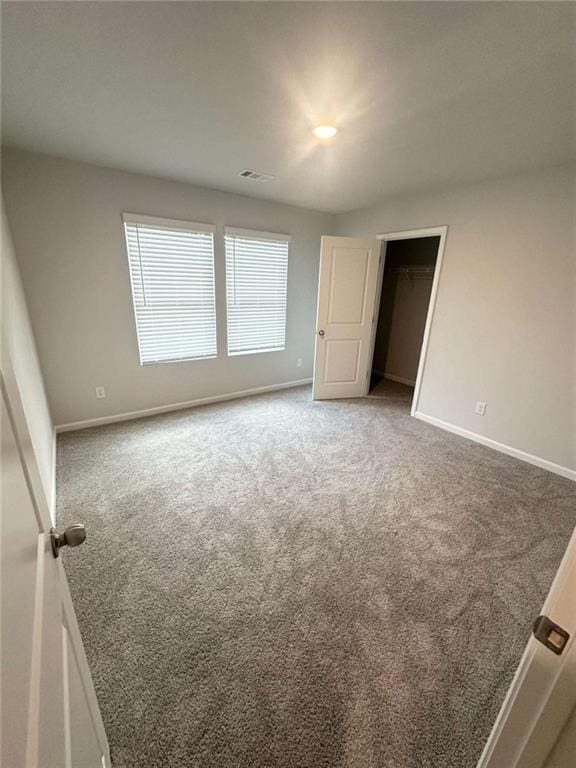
left=384, top=373, right=416, bottom=387
left=55, top=379, right=313, bottom=433
left=414, top=411, right=576, bottom=482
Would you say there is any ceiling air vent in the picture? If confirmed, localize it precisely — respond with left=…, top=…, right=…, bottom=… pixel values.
left=238, top=169, right=275, bottom=183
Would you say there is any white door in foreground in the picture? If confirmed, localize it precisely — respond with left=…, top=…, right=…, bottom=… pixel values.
left=1, top=387, right=110, bottom=768
left=313, top=236, right=382, bottom=399
left=478, top=523, right=576, bottom=768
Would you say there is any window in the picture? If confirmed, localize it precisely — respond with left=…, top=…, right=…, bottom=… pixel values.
left=123, top=214, right=217, bottom=364
left=225, top=227, right=289, bottom=355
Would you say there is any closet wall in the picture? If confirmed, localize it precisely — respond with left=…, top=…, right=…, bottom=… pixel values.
left=373, top=237, right=439, bottom=385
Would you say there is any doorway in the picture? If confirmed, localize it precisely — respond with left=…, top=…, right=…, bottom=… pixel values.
left=312, top=228, right=446, bottom=405
left=368, top=235, right=441, bottom=409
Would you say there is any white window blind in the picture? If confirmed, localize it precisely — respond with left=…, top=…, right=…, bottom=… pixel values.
left=123, top=214, right=217, bottom=364
left=225, top=227, right=290, bottom=356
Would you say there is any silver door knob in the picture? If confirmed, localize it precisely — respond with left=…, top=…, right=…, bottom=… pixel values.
left=318, top=330, right=325, bottom=336
left=50, top=523, right=86, bottom=558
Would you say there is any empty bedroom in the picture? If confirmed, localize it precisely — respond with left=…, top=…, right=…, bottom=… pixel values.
left=1, top=2, right=575, bottom=768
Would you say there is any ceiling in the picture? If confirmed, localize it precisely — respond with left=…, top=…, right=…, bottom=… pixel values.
left=2, top=2, right=574, bottom=213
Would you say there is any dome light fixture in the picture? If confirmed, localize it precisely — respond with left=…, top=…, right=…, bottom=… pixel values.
left=313, top=124, right=338, bottom=139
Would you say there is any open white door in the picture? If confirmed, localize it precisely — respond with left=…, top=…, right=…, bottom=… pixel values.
left=313, top=235, right=382, bottom=399
left=477, top=523, right=576, bottom=768
left=1, top=363, right=110, bottom=768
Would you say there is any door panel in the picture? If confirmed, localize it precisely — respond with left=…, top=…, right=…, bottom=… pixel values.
left=327, top=248, right=369, bottom=323
left=38, top=542, right=67, bottom=768
left=324, top=340, right=361, bottom=383
left=313, top=236, right=382, bottom=399
left=65, top=625, right=105, bottom=768
left=1, top=386, right=110, bottom=768
left=2, top=411, right=38, bottom=768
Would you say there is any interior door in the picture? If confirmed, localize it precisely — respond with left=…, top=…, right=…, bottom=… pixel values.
left=1, top=375, right=110, bottom=768
left=313, top=235, right=382, bottom=399
left=477, top=523, right=576, bottom=768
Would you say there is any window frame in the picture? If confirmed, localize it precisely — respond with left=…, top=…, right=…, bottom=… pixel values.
left=122, top=212, right=218, bottom=366
left=224, top=226, right=290, bottom=357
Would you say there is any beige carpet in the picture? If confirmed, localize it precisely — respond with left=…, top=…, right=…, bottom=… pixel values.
left=368, top=377, right=414, bottom=403
left=57, top=385, right=576, bottom=768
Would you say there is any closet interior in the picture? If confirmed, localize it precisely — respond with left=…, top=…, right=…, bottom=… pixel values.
left=369, top=236, right=440, bottom=402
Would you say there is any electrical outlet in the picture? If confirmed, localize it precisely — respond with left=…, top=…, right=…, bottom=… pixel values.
left=475, top=401, right=487, bottom=416
left=296, top=358, right=303, bottom=368
left=95, top=386, right=106, bottom=399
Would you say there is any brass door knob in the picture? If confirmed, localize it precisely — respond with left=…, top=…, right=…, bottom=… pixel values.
left=50, top=524, right=86, bottom=558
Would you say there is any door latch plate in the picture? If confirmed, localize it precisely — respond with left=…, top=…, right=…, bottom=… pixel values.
left=533, top=615, right=570, bottom=655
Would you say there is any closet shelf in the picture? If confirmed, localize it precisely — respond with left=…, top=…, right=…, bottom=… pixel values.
left=385, top=265, right=435, bottom=280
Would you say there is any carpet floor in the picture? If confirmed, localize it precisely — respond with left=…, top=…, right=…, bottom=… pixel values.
left=57, top=386, right=576, bottom=768
left=367, top=378, right=414, bottom=403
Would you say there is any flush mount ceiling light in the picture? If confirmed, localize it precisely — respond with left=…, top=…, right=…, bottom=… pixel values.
left=313, top=124, right=338, bottom=139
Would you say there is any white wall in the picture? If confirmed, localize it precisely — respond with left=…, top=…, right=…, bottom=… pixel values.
left=335, top=165, right=576, bottom=473
left=1, top=194, right=54, bottom=504
left=2, top=149, right=332, bottom=426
